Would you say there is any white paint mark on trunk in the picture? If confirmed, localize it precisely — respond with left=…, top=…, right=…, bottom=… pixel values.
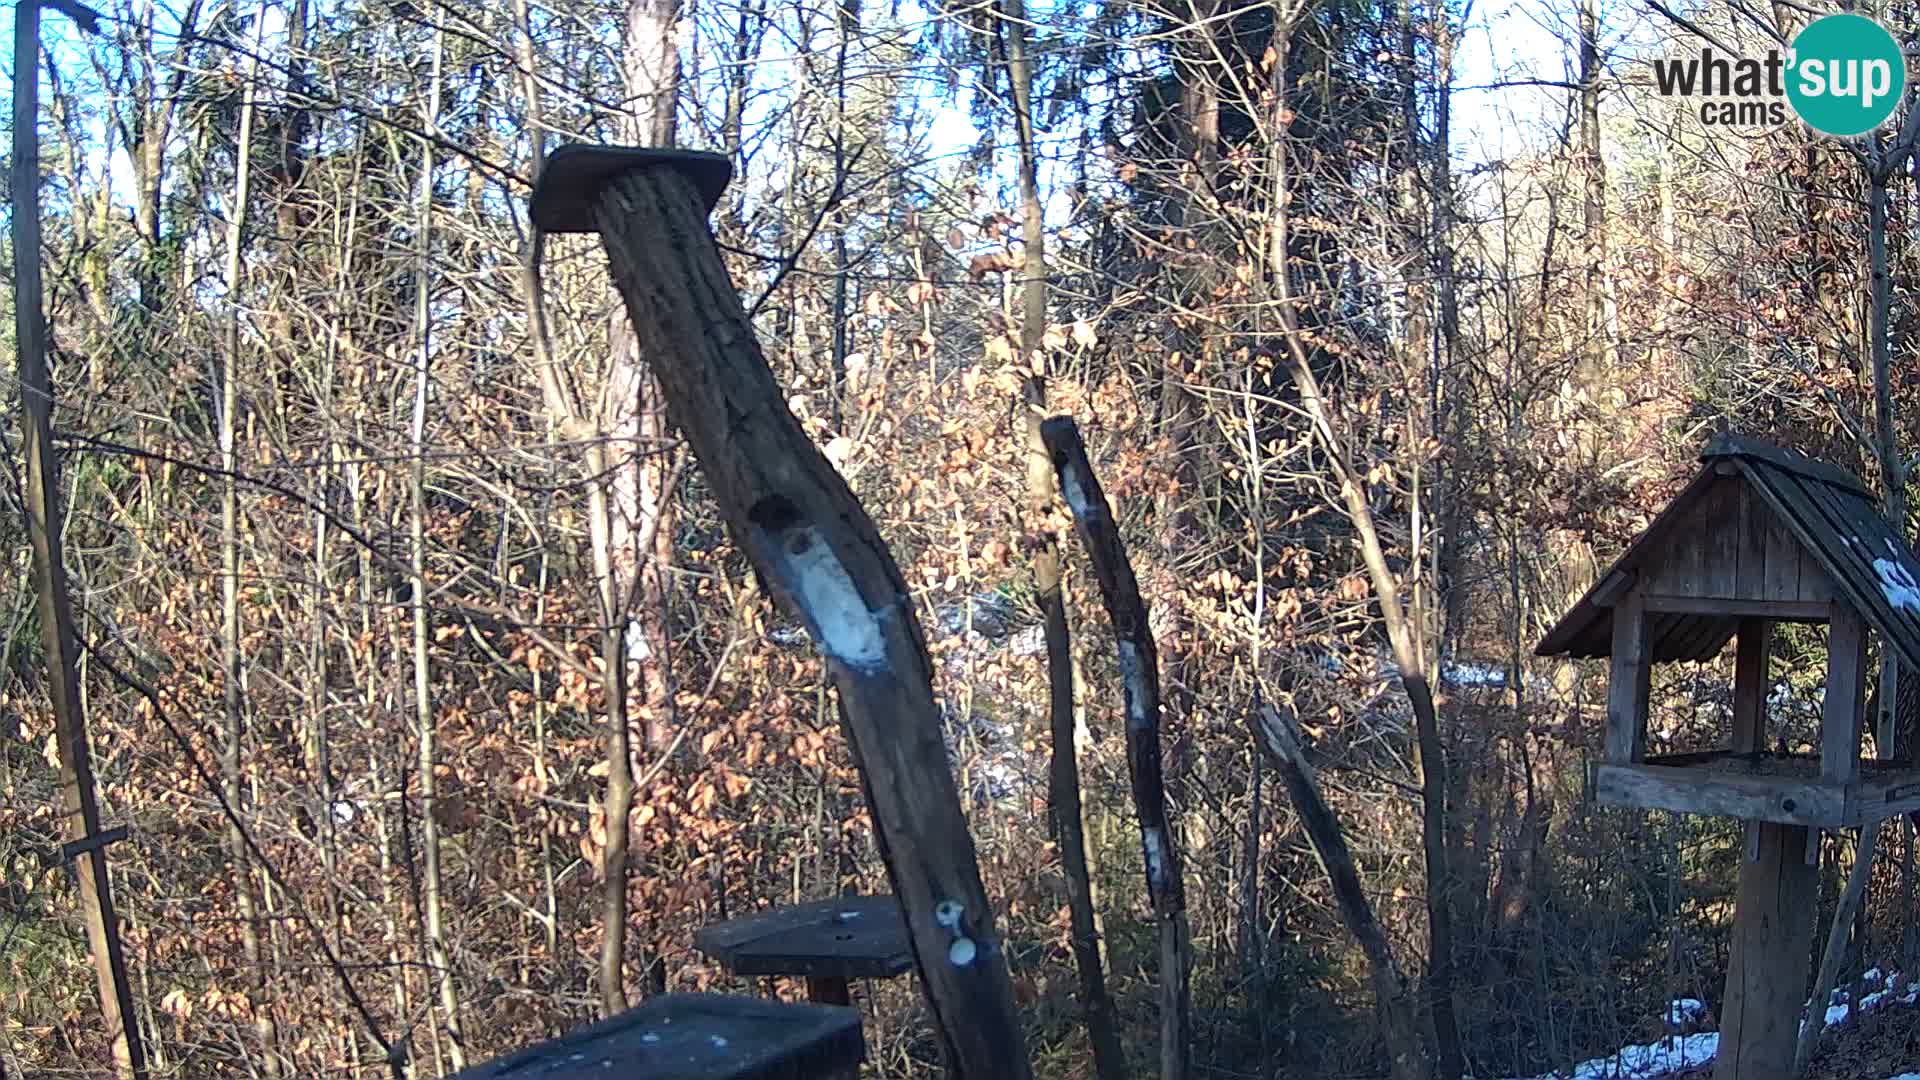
left=775, top=526, right=888, bottom=671
left=1117, top=640, right=1153, bottom=730
left=1060, top=462, right=1097, bottom=521
left=949, top=937, right=977, bottom=966
left=1142, top=825, right=1169, bottom=893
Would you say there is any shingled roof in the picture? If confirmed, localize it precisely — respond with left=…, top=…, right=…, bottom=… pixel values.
left=1536, top=435, right=1920, bottom=670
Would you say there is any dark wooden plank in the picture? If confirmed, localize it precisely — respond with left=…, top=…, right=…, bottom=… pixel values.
left=1824, top=603, right=1868, bottom=784
left=1640, top=596, right=1828, bottom=620
left=1714, top=823, right=1819, bottom=1080
left=1607, top=591, right=1651, bottom=763
left=694, top=896, right=913, bottom=981
left=1704, top=433, right=1874, bottom=497
left=1858, top=769, right=1920, bottom=823
left=1733, top=619, right=1773, bottom=754
left=1594, top=763, right=1846, bottom=827
left=1736, top=479, right=1774, bottom=600
left=448, top=994, right=864, bottom=1080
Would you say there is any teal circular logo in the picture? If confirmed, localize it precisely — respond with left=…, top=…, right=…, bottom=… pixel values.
left=1787, top=14, right=1906, bottom=137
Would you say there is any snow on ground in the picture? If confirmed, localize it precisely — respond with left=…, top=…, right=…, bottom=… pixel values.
left=1503, top=1032, right=1719, bottom=1080
left=1504, top=972, right=1920, bottom=1080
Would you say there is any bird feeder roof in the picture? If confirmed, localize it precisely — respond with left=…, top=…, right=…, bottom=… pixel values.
left=1536, top=434, right=1920, bottom=670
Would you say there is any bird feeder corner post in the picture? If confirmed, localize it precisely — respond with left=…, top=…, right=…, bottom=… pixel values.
left=528, top=145, right=1032, bottom=1079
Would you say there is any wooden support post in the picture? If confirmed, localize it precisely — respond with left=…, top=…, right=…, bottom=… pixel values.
left=529, top=146, right=1030, bottom=1078
left=804, top=977, right=852, bottom=1006
left=11, top=3, right=146, bottom=1077
left=1732, top=619, right=1772, bottom=754
left=1714, top=822, right=1819, bottom=1080
left=1824, top=603, right=1868, bottom=784
left=1607, top=590, right=1651, bottom=764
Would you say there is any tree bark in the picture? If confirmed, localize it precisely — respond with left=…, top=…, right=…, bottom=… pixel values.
left=1796, top=822, right=1879, bottom=1075
left=576, top=161, right=1032, bottom=1077
left=12, top=5, right=147, bottom=1075
left=1040, top=416, right=1193, bottom=1080
left=999, top=2, right=1124, bottom=1075
left=1252, top=699, right=1430, bottom=1080
left=407, top=22, right=466, bottom=1067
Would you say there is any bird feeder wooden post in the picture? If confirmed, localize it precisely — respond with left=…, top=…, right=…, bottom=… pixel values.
left=528, top=144, right=1031, bottom=1079
left=1538, top=435, right=1920, bottom=1080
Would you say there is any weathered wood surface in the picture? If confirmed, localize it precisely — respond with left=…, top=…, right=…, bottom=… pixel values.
left=536, top=150, right=1030, bottom=1077
left=1594, top=762, right=1845, bottom=827
left=447, top=994, right=863, bottom=1080
left=1823, top=603, right=1868, bottom=784
left=1605, top=590, right=1650, bottom=764
left=694, top=896, right=913, bottom=982
left=1251, top=700, right=1430, bottom=1080
left=13, top=5, right=146, bottom=1076
left=1040, top=415, right=1193, bottom=1080
left=1732, top=619, right=1771, bottom=754
left=1714, top=823, right=1818, bottom=1080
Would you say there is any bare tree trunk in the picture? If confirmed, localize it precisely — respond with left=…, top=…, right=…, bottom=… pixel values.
left=1797, top=822, right=1879, bottom=1075
left=1252, top=700, right=1430, bottom=1080
left=215, top=28, right=278, bottom=1074
left=1041, top=417, right=1193, bottom=1080
left=997, top=1, right=1124, bottom=1074
left=12, top=5, right=147, bottom=1075
left=407, top=24, right=466, bottom=1068
left=1268, top=22, right=1444, bottom=1073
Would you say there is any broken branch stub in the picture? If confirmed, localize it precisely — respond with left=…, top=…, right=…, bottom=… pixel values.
left=1039, top=415, right=1193, bottom=1080
left=530, top=146, right=1030, bottom=1078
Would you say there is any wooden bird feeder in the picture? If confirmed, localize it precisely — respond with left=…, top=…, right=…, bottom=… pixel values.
left=447, top=993, right=863, bottom=1080
left=696, top=895, right=914, bottom=1006
left=1537, top=433, right=1920, bottom=1080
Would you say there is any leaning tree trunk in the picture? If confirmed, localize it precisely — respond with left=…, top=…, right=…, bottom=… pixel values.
left=1253, top=700, right=1430, bottom=1080
left=1041, top=416, right=1194, bottom=1080
left=541, top=155, right=1033, bottom=1077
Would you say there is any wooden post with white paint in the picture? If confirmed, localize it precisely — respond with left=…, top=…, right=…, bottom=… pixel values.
left=528, top=145, right=1030, bottom=1078
left=1040, top=415, right=1194, bottom=1080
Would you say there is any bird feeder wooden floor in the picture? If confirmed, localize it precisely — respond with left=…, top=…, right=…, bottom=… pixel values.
left=1537, top=434, right=1920, bottom=1080
left=446, top=993, right=863, bottom=1079
left=695, top=895, right=914, bottom=1006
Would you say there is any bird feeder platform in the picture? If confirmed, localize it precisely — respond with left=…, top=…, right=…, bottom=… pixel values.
left=696, top=895, right=914, bottom=1006
left=1537, top=434, right=1920, bottom=1080
left=447, top=993, right=864, bottom=1080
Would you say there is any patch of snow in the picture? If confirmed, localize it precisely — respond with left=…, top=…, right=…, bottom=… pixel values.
left=1504, top=1033, right=1719, bottom=1080
left=1504, top=968, right=1920, bottom=1080
left=1665, top=998, right=1706, bottom=1026
left=710, top=1035, right=728, bottom=1049
left=1443, top=662, right=1508, bottom=689
left=1873, top=555, right=1920, bottom=613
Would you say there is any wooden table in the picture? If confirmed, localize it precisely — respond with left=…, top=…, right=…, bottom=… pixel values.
left=447, top=993, right=863, bottom=1079
left=695, top=895, right=914, bottom=1005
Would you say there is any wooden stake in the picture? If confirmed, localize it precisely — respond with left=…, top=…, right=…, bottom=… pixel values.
left=1040, top=415, right=1194, bottom=1080
left=11, top=3, right=146, bottom=1076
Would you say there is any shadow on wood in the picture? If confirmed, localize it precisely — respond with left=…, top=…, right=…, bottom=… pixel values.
left=447, top=994, right=863, bottom=1080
